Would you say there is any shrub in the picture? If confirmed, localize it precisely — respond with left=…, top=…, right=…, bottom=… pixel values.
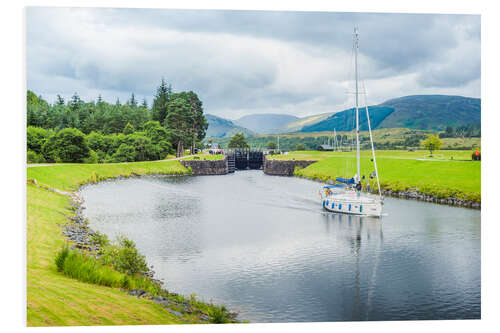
left=27, top=126, right=53, bottom=154
left=84, top=149, right=99, bottom=164
left=295, top=143, right=306, bottom=151
left=100, top=236, right=149, bottom=275
left=111, top=143, right=136, bottom=162
left=27, top=150, right=44, bottom=163
left=54, top=247, right=159, bottom=293
left=90, top=230, right=109, bottom=247
left=42, top=128, right=90, bottom=162
left=55, top=247, right=70, bottom=272
left=123, top=122, right=135, bottom=135
left=208, top=305, right=230, bottom=324
left=121, top=275, right=131, bottom=290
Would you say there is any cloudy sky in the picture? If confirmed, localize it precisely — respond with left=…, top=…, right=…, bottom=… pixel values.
left=26, top=7, right=480, bottom=119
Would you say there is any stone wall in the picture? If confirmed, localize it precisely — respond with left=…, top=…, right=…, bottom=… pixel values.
left=180, top=158, right=228, bottom=175
left=263, top=157, right=316, bottom=176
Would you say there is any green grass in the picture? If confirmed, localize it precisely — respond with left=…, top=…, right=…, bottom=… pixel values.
left=55, top=248, right=161, bottom=294
left=270, top=150, right=481, bottom=202
left=27, top=160, right=188, bottom=192
left=181, top=154, right=224, bottom=161
left=27, top=184, right=196, bottom=326
left=269, top=149, right=477, bottom=161
left=26, top=160, right=203, bottom=326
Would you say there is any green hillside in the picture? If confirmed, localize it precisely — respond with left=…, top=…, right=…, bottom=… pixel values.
left=282, top=112, right=335, bottom=132
left=205, top=114, right=254, bottom=138
left=299, top=95, right=480, bottom=133
left=378, top=95, right=481, bottom=130
left=300, top=106, right=395, bottom=132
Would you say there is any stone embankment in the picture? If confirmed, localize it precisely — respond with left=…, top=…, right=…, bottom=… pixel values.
left=180, top=158, right=228, bottom=175
left=263, top=157, right=316, bottom=176
left=379, top=188, right=481, bottom=209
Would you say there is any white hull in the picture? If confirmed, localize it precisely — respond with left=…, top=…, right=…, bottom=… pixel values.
left=321, top=193, right=383, bottom=217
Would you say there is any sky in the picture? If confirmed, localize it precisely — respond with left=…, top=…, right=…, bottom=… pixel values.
left=26, top=7, right=480, bottom=119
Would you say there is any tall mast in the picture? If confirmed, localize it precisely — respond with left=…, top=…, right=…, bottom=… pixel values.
left=354, top=27, right=360, bottom=179
left=333, top=128, right=337, bottom=151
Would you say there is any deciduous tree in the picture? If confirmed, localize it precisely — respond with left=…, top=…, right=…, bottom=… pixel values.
left=421, top=134, right=442, bottom=155
left=228, top=133, right=249, bottom=148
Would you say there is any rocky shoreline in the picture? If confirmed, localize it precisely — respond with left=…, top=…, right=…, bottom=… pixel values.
left=378, top=188, right=480, bottom=209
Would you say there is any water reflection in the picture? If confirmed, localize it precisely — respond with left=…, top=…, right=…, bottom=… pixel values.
left=80, top=171, right=480, bottom=322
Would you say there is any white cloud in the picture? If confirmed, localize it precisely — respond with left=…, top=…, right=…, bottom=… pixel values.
left=26, top=8, right=480, bottom=119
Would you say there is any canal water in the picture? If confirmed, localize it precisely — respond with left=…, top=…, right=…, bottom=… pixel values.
left=80, top=171, right=480, bottom=322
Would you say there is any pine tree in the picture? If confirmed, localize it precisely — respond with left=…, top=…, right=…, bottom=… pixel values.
left=164, top=97, right=193, bottom=157
left=56, top=95, right=65, bottom=106
left=69, top=93, right=82, bottom=113
left=129, top=93, right=137, bottom=107
left=115, top=98, right=121, bottom=106
left=152, top=78, right=171, bottom=124
left=185, top=91, right=207, bottom=153
left=141, top=98, right=148, bottom=109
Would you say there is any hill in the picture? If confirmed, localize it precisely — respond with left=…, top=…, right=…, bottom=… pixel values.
left=299, top=95, right=480, bottom=132
left=377, top=95, right=481, bottom=130
left=281, top=112, right=335, bottom=133
left=205, top=114, right=254, bottom=138
left=300, top=106, right=394, bottom=132
left=235, top=114, right=299, bottom=134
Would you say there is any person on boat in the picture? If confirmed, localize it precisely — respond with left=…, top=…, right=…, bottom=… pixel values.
left=356, top=180, right=362, bottom=192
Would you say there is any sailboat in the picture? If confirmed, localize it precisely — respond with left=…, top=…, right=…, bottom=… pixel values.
left=319, top=28, right=383, bottom=217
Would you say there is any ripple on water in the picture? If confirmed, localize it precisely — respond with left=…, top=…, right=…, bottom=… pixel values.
left=80, top=171, right=480, bottom=322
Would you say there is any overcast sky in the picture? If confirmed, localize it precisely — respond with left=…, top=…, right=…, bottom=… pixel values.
left=26, top=7, right=480, bottom=119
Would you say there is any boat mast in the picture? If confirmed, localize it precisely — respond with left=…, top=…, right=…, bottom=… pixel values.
left=354, top=27, right=361, bottom=180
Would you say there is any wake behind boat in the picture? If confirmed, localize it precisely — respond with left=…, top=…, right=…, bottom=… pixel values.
left=319, top=27, right=384, bottom=217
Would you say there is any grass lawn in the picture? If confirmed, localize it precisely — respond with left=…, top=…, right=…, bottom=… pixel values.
left=27, top=160, right=187, bottom=192
left=181, top=154, right=225, bottom=161
left=270, top=150, right=480, bottom=202
left=27, top=160, right=195, bottom=326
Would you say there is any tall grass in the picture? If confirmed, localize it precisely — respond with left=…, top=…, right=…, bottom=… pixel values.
left=55, top=248, right=160, bottom=294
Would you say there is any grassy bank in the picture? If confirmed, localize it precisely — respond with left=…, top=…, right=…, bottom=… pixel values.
left=27, top=160, right=187, bottom=192
left=27, top=160, right=220, bottom=326
left=270, top=150, right=480, bottom=202
left=181, top=154, right=224, bottom=161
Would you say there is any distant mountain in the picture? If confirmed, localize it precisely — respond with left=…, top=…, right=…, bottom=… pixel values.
left=205, top=114, right=254, bottom=138
left=300, top=95, right=480, bottom=132
left=235, top=114, right=299, bottom=134
left=377, top=95, right=481, bottom=130
left=300, top=106, right=395, bottom=132
left=280, top=112, right=335, bottom=133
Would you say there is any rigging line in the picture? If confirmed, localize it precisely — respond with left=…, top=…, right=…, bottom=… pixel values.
left=360, top=78, right=382, bottom=197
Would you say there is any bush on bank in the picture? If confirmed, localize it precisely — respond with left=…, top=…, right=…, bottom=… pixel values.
left=27, top=122, right=176, bottom=164
left=54, top=234, right=235, bottom=323
left=55, top=246, right=160, bottom=293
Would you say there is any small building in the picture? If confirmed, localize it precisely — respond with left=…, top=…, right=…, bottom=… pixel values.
left=317, top=144, right=334, bottom=151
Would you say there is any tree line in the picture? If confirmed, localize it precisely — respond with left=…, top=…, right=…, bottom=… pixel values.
left=27, top=79, right=208, bottom=163
left=438, top=124, right=481, bottom=139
